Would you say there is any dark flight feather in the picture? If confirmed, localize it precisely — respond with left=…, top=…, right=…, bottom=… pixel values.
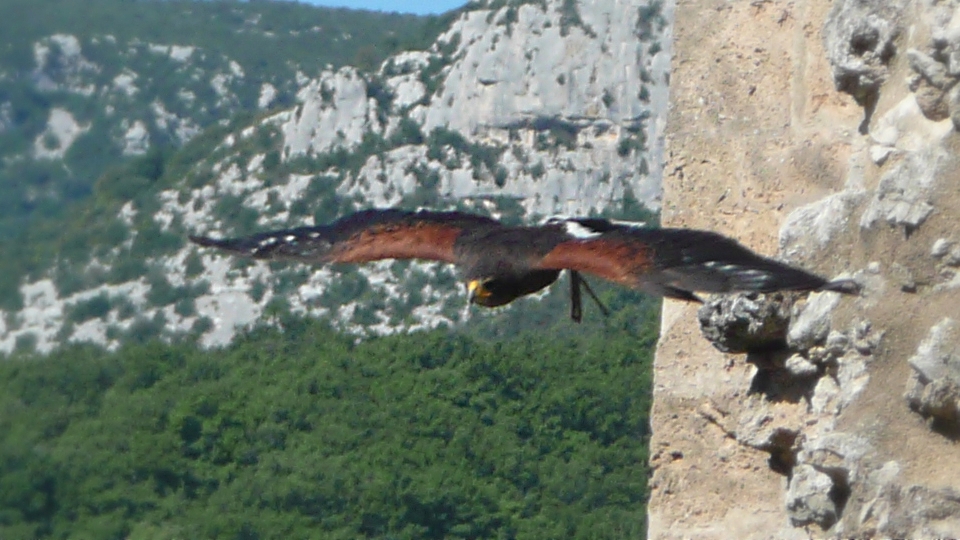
left=536, top=219, right=857, bottom=300
left=189, top=209, right=501, bottom=265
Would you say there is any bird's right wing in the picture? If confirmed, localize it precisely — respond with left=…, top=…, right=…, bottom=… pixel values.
left=189, top=208, right=501, bottom=265
left=533, top=219, right=858, bottom=301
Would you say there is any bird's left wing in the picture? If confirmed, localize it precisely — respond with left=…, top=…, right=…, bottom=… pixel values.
left=532, top=218, right=858, bottom=301
left=189, top=208, right=501, bottom=265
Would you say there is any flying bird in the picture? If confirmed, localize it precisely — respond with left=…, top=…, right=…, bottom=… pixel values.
left=189, top=208, right=857, bottom=321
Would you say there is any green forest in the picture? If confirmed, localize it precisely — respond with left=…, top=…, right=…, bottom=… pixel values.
left=0, top=310, right=655, bottom=539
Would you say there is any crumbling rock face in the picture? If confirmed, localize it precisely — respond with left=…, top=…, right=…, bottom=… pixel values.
left=694, top=281, right=878, bottom=530
left=860, top=482, right=960, bottom=537
left=931, top=236, right=960, bottom=291
left=697, top=293, right=793, bottom=354
left=905, top=2, right=960, bottom=129
left=908, top=48, right=955, bottom=122
left=281, top=68, right=379, bottom=158
left=271, top=0, right=671, bottom=217
left=823, top=0, right=903, bottom=113
left=859, top=145, right=947, bottom=234
left=905, top=318, right=960, bottom=434
left=779, top=188, right=866, bottom=262
left=652, top=0, right=960, bottom=535
left=786, top=464, right=842, bottom=529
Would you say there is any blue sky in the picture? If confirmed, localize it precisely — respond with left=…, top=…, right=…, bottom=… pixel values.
left=299, top=0, right=468, bottom=15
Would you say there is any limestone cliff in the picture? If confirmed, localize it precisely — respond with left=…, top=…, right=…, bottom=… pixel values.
left=649, top=0, right=960, bottom=537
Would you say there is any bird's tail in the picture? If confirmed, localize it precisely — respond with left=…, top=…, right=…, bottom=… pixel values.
left=816, top=278, right=860, bottom=295
left=636, top=228, right=861, bottom=297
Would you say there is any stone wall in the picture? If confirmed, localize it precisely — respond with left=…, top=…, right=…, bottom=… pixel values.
left=648, top=0, right=960, bottom=537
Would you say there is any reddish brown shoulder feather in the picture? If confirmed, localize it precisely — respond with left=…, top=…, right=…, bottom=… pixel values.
left=535, top=239, right=656, bottom=287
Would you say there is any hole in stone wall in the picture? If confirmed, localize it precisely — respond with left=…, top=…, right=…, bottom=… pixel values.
left=849, top=28, right=879, bottom=57
left=747, top=352, right=821, bottom=404
left=928, top=414, right=960, bottom=441
left=821, top=466, right=851, bottom=528
left=761, top=428, right=798, bottom=476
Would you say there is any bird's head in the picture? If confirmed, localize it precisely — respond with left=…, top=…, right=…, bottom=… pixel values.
left=467, top=278, right=506, bottom=307
left=466, top=270, right=561, bottom=308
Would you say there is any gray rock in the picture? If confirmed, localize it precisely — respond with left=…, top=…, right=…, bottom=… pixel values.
left=913, top=77, right=952, bottom=121
left=905, top=318, right=960, bottom=430
left=697, top=293, right=793, bottom=353
left=932, top=19, right=960, bottom=76
left=889, top=262, right=917, bottom=292
left=906, top=374, right=960, bottom=426
left=869, top=144, right=894, bottom=165
left=859, top=483, right=960, bottom=537
left=906, top=47, right=959, bottom=122
left=785, top=354, right=820, bottom=377
left=826, top=330, right=851, bottom=356
left=907, top=318, right=960, bottom=384
left=271, top=0, right=670, bottom=218
left=951, top=83, right=960, bottom=131
left=779, top=189, right=865, bottom=261
left=787, top=292, right=841, bottom=351
left=948, top=246, right=960, bottom=267
left=280, top=68, right=378, bottom=158
left=860, top=145, right=948, bottom=232
left=822, top=0, right=904, bottom=104
left=851, top=318, right=883, bottom=355
left=806, top=330, right=855, bottom=366
left=932, top=238, right=953, bottom=258
left=907, top=48, right=954, bottom=89
left=786, top=464, right=839, bottom=528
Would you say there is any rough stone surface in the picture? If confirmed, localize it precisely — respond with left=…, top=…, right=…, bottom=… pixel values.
left=859, top=145, right=948, bottom=232
left=779, top=188, right=865, bottom=262
left=650, top=0, right=960, bottom=538
left=932, top=238, right=954, bottom=258
left=951, top=83, right=960, bottom=130
left=786, top=464, right=839, bottom=528
left=822, top=0, right=903, bottom=104
left=280, top=68, right=374, bottom=157
left=696, top=293, right=793, bottom=354
left=274, top=0, right=672, bottom=216
left=786, top=292, right=841, bottom=351
left=905, top=318, right=960, bottom=429
left=904, top=21, right=960, bottom=128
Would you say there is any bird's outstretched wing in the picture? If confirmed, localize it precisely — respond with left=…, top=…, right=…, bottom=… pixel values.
left=189, top=208, right=501, bottom=265
left=534, top=218, right=858, bottom=302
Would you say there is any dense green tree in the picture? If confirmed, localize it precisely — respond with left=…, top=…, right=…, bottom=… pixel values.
left=0, top=314, right=654, bottom=539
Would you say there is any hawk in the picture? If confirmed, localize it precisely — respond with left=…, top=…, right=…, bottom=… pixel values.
left=189, top=208, right=857, bottom=321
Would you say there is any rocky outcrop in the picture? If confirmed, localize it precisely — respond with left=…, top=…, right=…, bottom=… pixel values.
left=650, top=0, right=960, bottom=537
left=275, top=0, right=671, bottom=216
left=905, top=318, right=960, bottom=434
left=822, top=0, right=903, bottom=113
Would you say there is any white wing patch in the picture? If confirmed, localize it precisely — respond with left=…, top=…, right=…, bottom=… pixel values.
left=545, top=216, right=607, bottom=239
left=562, top=221, right=603, bottom=239
left=608, top=219, right=647, bottom=228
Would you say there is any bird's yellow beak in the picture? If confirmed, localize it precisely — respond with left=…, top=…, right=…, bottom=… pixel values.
left=467, top=279, right=491, bottom=303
